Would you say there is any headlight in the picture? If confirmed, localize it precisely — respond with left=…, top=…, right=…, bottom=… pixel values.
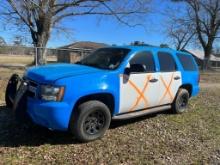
left=40, top=85, right=65, bottom=101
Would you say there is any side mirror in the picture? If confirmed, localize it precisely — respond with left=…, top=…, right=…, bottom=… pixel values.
left=124, top=67, right=131, bottom=76
left=129, top=64, right=146, bottom=73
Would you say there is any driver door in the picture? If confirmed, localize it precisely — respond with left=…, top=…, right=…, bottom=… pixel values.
left=119, top=51, right=160, bottom=114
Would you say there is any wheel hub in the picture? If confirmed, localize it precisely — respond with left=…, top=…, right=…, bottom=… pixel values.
left=83, top=111, right=105, bottom=135
left=179, top=94, right=188, bottom=109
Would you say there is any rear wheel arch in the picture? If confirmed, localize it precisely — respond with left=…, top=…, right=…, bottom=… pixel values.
left=178, top=84, right=192, bottom=97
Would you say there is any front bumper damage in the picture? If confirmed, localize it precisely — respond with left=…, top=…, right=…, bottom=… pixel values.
left=5, top=74, right=71, bottom=130
left=5, top=74, right=31, bottom=122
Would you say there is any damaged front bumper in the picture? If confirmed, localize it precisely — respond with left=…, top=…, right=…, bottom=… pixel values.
left=5, top=74, right=71, bottom=130
left=5, top=74, right=31, bottom=122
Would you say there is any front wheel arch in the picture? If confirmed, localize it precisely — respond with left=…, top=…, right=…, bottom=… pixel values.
left=72, top=93, right=115, bottom=115
left=68, top=93, right=115, bottom=129
left=69, top=100, right=111, bottom=142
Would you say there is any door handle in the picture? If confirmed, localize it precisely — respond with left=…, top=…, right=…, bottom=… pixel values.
left=149, top=78, right=158, bottom=83
left=174, top=76, right=181, bottom=80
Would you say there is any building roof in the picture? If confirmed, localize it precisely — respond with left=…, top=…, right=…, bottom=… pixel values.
left=59, top=41, right=108, bottom=50
left=186, top=49, right=220, bottom=62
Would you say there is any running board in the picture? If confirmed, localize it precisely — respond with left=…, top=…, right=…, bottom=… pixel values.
left=112, top=105, right=171, bottom=120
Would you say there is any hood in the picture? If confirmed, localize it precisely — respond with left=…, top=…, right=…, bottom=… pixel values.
left=25, top=63, right=102, bottom=83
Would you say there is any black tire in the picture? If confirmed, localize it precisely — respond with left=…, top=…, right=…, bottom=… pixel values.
left=172, top=88, right=189, bottom=114
left=70, top=100, right=111, bottom=142
left=5, top=74, right=20, bottom=108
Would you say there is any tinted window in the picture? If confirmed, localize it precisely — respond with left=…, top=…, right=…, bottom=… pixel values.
left=158, top=52, right=177, bottom=72
left=130, top=51, right=155, bottom=72
left=177, top=53, right=197, bottom=71
left=79, top=48, right=130, bottom=70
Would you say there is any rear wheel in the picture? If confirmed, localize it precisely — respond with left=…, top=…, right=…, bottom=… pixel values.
left=172, top=88, right=189, bottom=114
left=70, top=100, right=111, bottom=142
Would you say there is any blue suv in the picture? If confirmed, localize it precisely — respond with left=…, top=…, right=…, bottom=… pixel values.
left=6, top=46, right=200, bottom=142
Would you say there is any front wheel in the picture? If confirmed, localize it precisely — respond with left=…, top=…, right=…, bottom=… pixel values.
left=69, top=101, right=111, bottom=142
left=172, top=88, right=189, bottom=114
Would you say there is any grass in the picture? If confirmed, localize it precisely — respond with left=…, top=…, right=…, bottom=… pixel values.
left=200, top=71, right=220, bottom=83
left=0, top=55, right=57, bottom=65
left=0, top=88, right=219, bottom=164
left=0, top=55, right=34, bottom=65
left=0, top=67, right=219, bottom=164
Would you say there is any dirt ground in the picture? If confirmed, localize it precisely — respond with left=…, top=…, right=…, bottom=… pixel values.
left=0, top=67, right=219, bottom=164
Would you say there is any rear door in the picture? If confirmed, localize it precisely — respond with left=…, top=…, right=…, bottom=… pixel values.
left=119, top=51, right=160, bottom=114
left=157, top=52, right=182, bottom=105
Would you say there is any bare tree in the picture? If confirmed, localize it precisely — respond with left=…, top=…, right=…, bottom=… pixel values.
left=164, top=5, right=195, bottom=50
left=0, top=36, right=6, bottom=46
left=13, top=35, right=23, bottom=46
left=167, top=19, right=195, bottom=50
left=172, top=0, right=220, bottom=70
left=1, top=0, right=151, bottom=65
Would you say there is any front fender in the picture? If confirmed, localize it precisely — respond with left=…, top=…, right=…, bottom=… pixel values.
left=55, top=71, right=120, bottom=115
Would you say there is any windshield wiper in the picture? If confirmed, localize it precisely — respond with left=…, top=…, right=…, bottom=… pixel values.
left=75, top=61, right=82, bottom=65
left=76, top=62, right=109, bottom=70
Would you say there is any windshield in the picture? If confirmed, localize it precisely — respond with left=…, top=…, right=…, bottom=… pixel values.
left=78, top=48, right=130, bottom=70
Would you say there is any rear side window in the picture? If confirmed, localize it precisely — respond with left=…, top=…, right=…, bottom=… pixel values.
left=130, top=51, right=155, bottom=72
left=177, top=53, right=197, bottom=71
left=158, top=52, right=177, bottom=72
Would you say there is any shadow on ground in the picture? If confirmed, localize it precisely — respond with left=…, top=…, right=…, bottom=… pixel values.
left=0, top=105, right=78, bottom=147
left=0, top=105, right=165, bottom=147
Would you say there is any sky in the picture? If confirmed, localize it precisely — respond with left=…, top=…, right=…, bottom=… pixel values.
left=0, top=1, right=219, bottom=49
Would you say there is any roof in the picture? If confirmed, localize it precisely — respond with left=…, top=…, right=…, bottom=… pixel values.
left=59, top=41, right=108, bottom=50
left=186, top=50, right=220, bottom=62
left=113, top=45, right=189, bottom=54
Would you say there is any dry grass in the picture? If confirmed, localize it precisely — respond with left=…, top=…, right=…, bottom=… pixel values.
left=0, top=55, right=57, bottom=65
left=0, top=88, right=219, bottom=164
left=200, top=71, right=220, bottom=83
left=0, top=55, right=34, bottom=65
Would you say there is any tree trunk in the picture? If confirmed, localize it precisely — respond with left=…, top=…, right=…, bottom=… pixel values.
left=202, top=49, right=211, bottom=70
left=34, top=32, right=50, bottom=65
left=32, top=13, right=52, bottom=66
left=35, top=47, right=47, bottom=65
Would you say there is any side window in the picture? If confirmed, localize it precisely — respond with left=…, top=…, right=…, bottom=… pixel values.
left=130, top=51, right=155, bottom=73
left=158, top=52, right=177, bottom=72
left=177, top=53, right=197, bottom=71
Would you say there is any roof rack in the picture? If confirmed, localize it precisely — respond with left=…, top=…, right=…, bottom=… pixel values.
left=130, top=41, right=170, bottom=49
left=130, top=41, right=153, bottom=46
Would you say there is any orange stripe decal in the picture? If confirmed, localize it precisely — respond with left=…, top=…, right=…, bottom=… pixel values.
left=128, top=75, right=152, bottom=112
left=159, top=73, right=175, bottom=104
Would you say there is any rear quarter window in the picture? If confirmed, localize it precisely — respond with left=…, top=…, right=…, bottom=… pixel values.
left=177, top=53, right=197, bottom=71
left=158, top=52, right=177, bottom=72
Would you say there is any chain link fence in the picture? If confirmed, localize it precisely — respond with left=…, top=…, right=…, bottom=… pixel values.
left=0, top=45, right=93, bottom=65
left=0, top=45, right=93, bottom=102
